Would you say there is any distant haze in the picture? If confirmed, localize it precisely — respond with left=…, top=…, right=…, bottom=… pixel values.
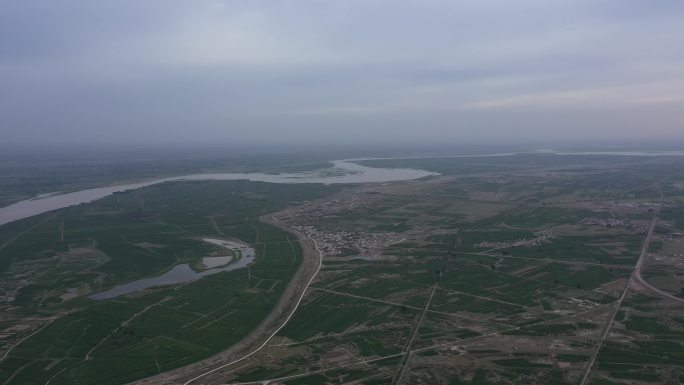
left=1, top=0, right=683, bottom=146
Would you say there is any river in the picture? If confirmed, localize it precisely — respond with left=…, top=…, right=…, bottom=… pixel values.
left=88, top=238, right=255, bottom=300
left=4, top=150, right=682, bottom=227
left=0, top=160, right=438, bottom=226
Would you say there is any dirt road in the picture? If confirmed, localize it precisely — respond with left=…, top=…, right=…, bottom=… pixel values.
left=579, top=193, right=670, bottom=385
left=391, top=283, right=438, bottom=385
left=632, top=206, right=684, bottom=303
left=132, top=214, right=322, bottom=385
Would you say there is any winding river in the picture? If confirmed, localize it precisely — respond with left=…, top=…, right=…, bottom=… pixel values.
left=4, top=150, right=681, bottom=300
left=4, top=150, right=682, bottom=227
left=0, top=160, right=438, bottom=227
left=0, top=159, right=437, bottom=300
left=88, top=238, right=255, bottom=300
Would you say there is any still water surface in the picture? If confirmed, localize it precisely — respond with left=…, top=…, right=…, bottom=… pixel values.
left=88, top=239, right=255, bottom=300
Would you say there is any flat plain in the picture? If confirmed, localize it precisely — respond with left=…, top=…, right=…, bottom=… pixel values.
left=2, top=153, right=684, bottom=385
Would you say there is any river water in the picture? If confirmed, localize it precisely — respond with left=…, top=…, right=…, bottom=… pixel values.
left=4, top=150, right=683, bottom=227
left=88, top=239, right=255, bottom=300
left=0, top=160, right=435, bottom=300
left=0, top=160, right=438, bottom=226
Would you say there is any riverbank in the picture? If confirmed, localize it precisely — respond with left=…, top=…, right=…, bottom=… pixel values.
left=0, top=160, right=437, bottom=227
left=131, top=212, right=322, bottom=385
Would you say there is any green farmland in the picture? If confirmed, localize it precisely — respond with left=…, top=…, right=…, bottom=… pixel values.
left=0, top=180, right=341, bottom=385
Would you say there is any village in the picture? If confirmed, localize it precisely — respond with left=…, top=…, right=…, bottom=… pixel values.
left=476, top=229, right=557, bottom=249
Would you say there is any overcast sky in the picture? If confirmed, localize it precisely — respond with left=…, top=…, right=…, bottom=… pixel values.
left=1, top=0, right=683, bottom=146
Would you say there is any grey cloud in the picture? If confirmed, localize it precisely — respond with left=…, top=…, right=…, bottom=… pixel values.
left=1, top=0, right=683, bottom=146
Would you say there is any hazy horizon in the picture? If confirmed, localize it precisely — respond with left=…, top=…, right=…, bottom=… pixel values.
left=3, top=139, right=684, bottom=165
left=1, top=0, right=683, bottom=146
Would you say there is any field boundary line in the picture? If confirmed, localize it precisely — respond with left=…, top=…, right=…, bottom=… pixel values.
left=0, top=317, right=58, bottom=363
left=578, top=192, right=661, bottom=385
left=183, top=217, right=323, bottom=385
